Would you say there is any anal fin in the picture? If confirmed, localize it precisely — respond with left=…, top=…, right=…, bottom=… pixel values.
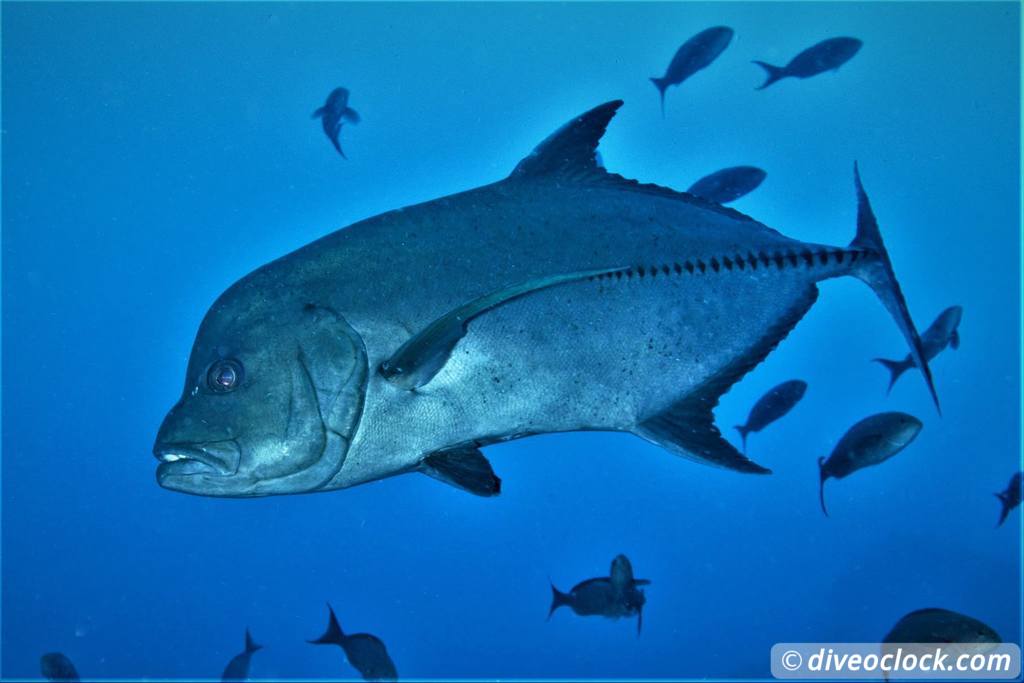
left=634, top=285, right=820, bottom=474
left=419, top=445, right=501, bottom=497
left=636, top=394, right=771, bottom=474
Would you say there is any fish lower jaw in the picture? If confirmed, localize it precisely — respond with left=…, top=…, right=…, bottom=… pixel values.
left=153, top=445, right=234, bottom=477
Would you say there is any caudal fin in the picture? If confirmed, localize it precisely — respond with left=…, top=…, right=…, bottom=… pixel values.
left=850, top=163, right=939, bottom=414
left=244, top=628, right=262, bottom=653
left=734, top=424, right=749, bottom=452
left=818, top=457, right=829, bottom=517
left=650, top=77, right=667, bottom=118
left=331, top=135, right=347, bottom=160
left=308, top=603, right=345, bottom=646
left=996, top=492, right=1011, bottom=527
left=752, top=61, right=785, bottom=90
left=548, top=583, right=570, bottom=620
left=872, top=357, right=911, bottom=394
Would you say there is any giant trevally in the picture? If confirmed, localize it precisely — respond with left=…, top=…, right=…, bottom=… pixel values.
left=753, top=37, right=862, bottom=90
left=650, top=27, right=734, bottom=116
left=549, top=554, right=650, bottom=634
left=221, top=628, right=262, bottom=681
left=818, top=412, right=923, bottom=516
left=874, top=305, right=962, bottom=394
left=153, top=100, right=937, bottom=499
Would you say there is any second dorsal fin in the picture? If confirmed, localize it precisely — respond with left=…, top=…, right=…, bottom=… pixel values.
left=509, top=100, right=623, bottom=180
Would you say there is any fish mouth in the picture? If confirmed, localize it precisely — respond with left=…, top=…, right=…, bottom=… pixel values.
left=154, top=441, right=240, bottom=489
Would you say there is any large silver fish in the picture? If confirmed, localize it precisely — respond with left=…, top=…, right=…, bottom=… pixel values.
left=153, top=100, right=937, bottom=498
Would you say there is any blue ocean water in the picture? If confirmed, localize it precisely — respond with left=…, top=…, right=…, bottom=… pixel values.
left=2, top=1, right=1021, bottom=680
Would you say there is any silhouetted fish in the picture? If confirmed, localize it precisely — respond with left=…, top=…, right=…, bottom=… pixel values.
left=309, top=604, right=397, bottom=681
left=734, top=379, right=807, bottom=452
left=221, top=628, right=262, bottom=681
left=874, top=306, right=962, bottom=394
left=995, top=471, right=1022, bottom=527
left=882, top=609, right=1002, bottom=680
left=312, top=87, right=361, bottom=158
left=753, top=37, right=862, bottom=90
left=884, top=608, right=1001, bottom=644
left=651, top=27, right=733, bottom=116
left=40, top=653, right=79, bottom=682
left=687, top=166, right=766, bottom=204
left=549, top=554, right=650, bottom=635
left=818, top=412, right=922, bottom=516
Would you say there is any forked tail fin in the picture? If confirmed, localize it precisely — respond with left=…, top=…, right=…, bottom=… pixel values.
left=752, top=61, right=786, bottom=89
left=244, top=628, right=262, bottom=653
left=849, top=163, right=939, bottom=414
left=650, top=77, right=667, bottom=118
left=308, top=604, right=345, bottom=646
left=818, top=457, right=829, bottom=517
left=995, top=491, right=1012, bottom=527
left=734, top=424, right=749, bottom=452
left=872, top=357, right=912, bottom=394
left=548, top=583, right=570, bottom=620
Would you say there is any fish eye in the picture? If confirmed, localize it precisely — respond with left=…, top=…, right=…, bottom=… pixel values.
left=207, top=359, right=244, bottom=393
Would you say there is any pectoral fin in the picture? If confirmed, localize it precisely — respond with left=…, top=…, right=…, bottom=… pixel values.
left=380, top=267, right=625, bottom=389
left=342, top=107, right=361, bottom=124
left=420, top=445, right=501, bottom=497
left=950, top=329, right=960, bottom=350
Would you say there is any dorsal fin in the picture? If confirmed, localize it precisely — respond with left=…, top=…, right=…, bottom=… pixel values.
left=510, top=100, right=623, bottom=180
left=507, top=101, right=762, bottom=225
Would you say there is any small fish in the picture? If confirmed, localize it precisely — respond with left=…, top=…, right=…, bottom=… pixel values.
left=734, top=379, right=806, bottom=451
left=221, top=628, right=262, bottom=681
left=884, top=608, right=1001, bottom=644
left=548, top=554, right=650, bottom=635
left=312, top=87, right=361, bottom=158
left=818, top=412, right=923, bottom=516
left=687, top=166, right=767, bottom=205
left=874, top=306, right=962, bottom=394
left=40, top=653, right=79, bottom=682
left=753, top=37, right=862, bottom=90
left=651, top=27, right=734, bottom=116
left=309, top=604, right=398, bottom=681
left=995, top=471, right=1022, bottom=527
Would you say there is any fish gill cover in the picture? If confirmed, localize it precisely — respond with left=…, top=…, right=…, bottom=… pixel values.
left=2, top=2, right=1021, bottom=681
